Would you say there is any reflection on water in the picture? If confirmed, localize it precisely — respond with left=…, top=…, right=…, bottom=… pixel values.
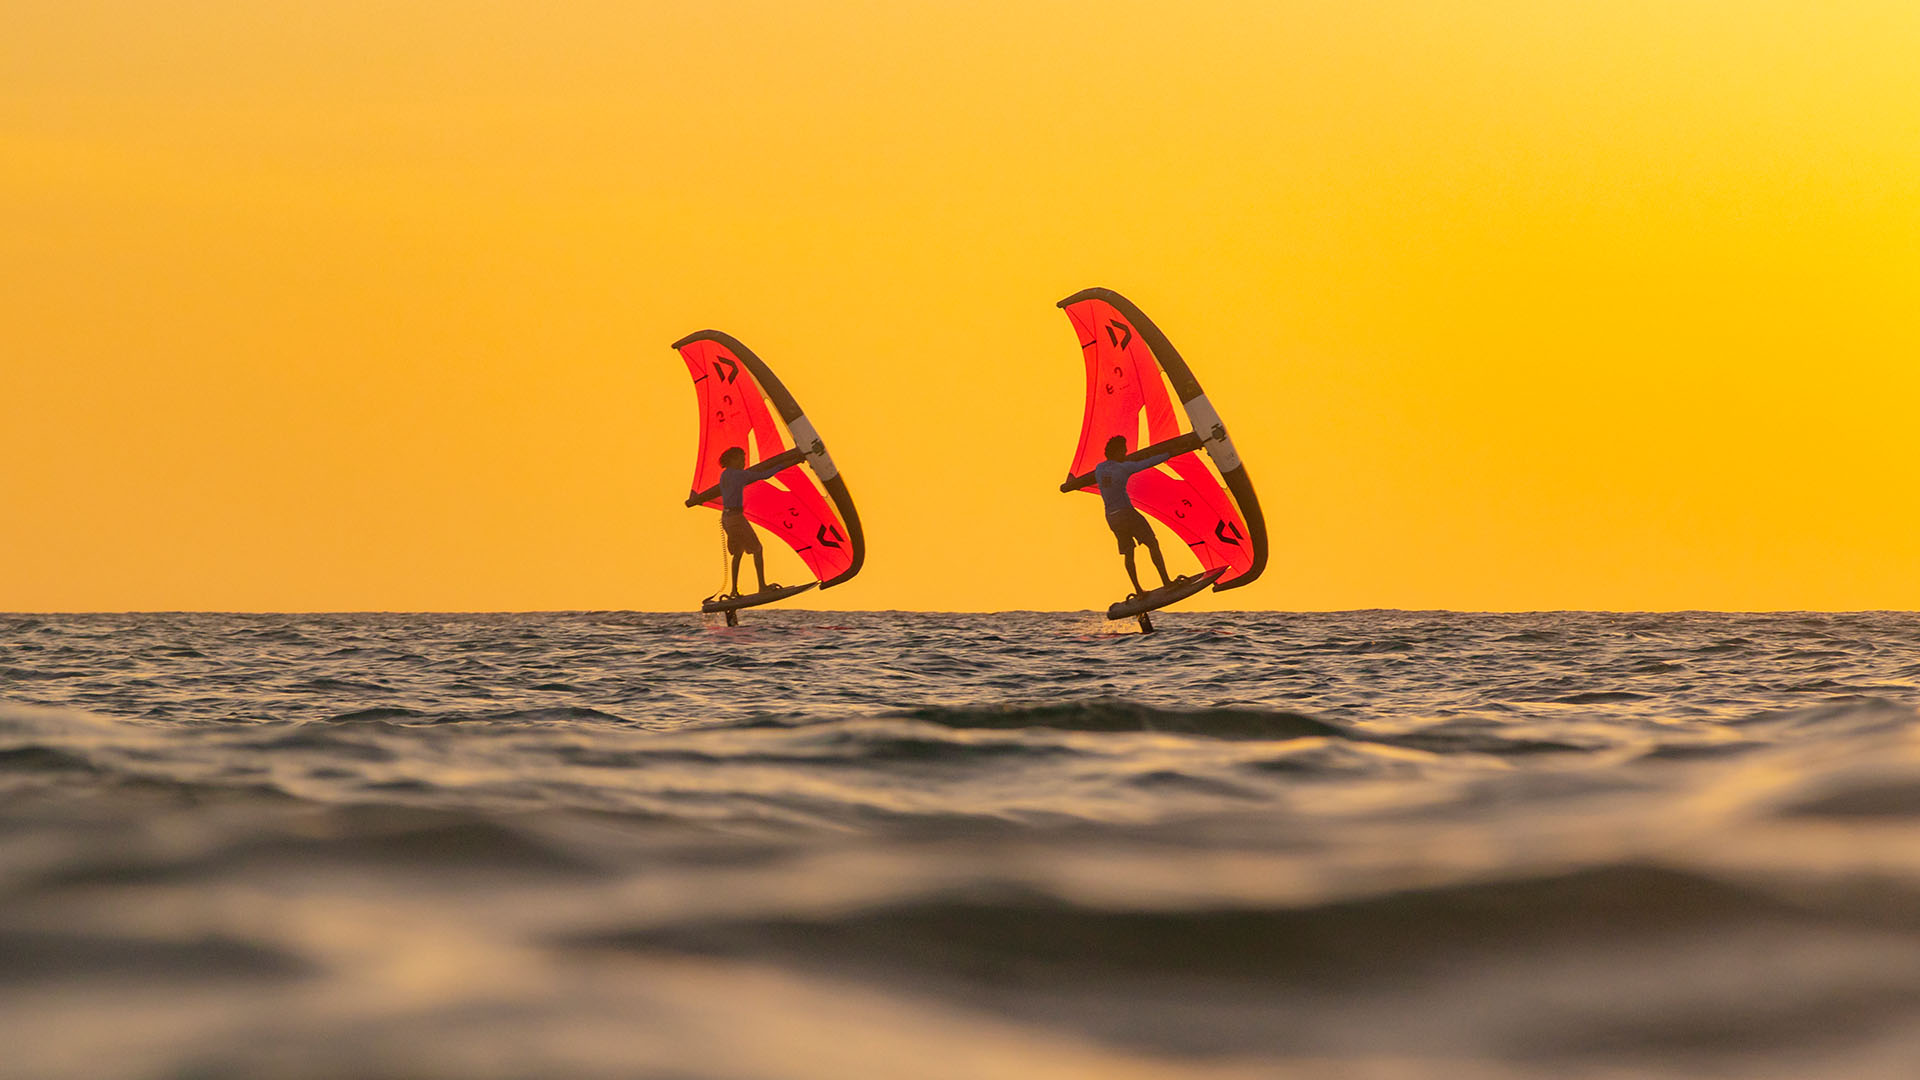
left=4, top=611, right=1920, bottom=1078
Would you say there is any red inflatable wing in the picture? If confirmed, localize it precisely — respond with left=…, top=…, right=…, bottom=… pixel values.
left=1060, top=290, right=1267, bottom=589
left=676, top=333, right=862, bottom=587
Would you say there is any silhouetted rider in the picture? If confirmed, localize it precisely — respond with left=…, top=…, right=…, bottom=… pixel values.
left=686, top=445, right=806, bottom=597
left=1062, top=433, right=1202, bottom=597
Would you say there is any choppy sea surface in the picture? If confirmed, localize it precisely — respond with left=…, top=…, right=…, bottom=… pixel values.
left=5, top=611, right=1920, bottom=1079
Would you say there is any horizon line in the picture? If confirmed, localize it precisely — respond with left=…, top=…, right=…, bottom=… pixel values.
left=4, top=608, right=1915, bottom=618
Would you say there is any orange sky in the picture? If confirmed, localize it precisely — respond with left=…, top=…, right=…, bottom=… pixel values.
left=4, top=1, right=1917, bottom=612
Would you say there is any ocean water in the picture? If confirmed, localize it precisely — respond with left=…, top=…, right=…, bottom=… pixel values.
left=5, top=610, right=1920, bottom=1079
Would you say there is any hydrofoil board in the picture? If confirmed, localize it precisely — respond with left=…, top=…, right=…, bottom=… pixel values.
left=702, top=582, right=817, bottom=614
left=1106, top=566, right=1227, bottom=621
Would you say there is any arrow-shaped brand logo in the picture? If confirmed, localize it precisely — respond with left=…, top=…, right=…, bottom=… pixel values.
left=714, top=355, right=739, bottom=383
left=1214, top=519, right=1245, bottom=547
left=1105, top=320, right=1132, bottom=349
left=817, top=524, right=844, bottom=549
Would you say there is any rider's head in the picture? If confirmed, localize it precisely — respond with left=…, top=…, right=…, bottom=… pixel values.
left=1104, top=435, right=1128, bottom=462
left=720, top=447, right=747, bottom=469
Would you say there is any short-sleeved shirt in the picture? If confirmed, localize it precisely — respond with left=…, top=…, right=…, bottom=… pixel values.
left=717, top=460, right=783, bottom=512
left=1094, top=452, right=1172, bottom=516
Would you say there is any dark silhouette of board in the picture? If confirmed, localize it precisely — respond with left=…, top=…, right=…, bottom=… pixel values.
left=1107, top=566, right=1227, bottom=622
left=702, top=582, right=817, bottom=615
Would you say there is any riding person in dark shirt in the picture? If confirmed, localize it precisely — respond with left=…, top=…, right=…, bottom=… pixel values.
left=1061, top=434, right=1204, bottom=597
left=686, top=445, right=805, bottom=597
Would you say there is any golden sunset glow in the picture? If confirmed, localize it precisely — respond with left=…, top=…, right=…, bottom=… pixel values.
left=5, top=1, right=1917, bottom=611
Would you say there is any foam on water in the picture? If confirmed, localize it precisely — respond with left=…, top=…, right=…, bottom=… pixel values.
left=4, top=611, right=1920, bottom=1078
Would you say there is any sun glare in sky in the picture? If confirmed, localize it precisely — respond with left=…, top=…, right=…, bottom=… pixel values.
left=4, top=1, right=1916, bottom=612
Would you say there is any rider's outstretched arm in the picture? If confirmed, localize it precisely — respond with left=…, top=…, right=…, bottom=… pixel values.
left=1130, top=431, right=1202, bottom=465
left=685, top=447, right=811, bottom=507
left=1060, top=431, right=1204, bottom=493
left=744, top=446, right=808, bottom=482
